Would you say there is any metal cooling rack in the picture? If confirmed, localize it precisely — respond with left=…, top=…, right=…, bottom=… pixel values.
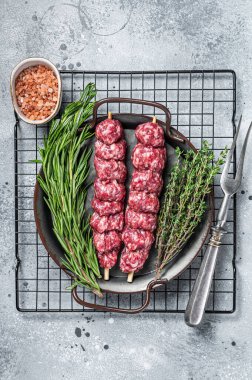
left=15, top=70, right=236, bottom=313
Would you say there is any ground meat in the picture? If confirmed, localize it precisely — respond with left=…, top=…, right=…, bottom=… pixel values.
left=132, top=144, right=166, bottom=172
left=95, top=118, right=123, bottom=145
left=93, top=230, right=122, bottom=252
left=92, top=117, right=126, bottom=272
left=122, top=228, right=154, bottom=251
left=94, top=156, right=127, bottom=183
left=90, top=212, right=124, bottom=233
left=130, top=170, right=163, bottom=195
left=125, top=207, right=157, bottom=231
left=94, top=179, right=126, bottom=202
left=128, top=191, right=160, bottom=214
left=97, top=249, right=119, bottom=269
left=118, top=120, right=166, bottom=276
left=135, top=122, right=165, bottom=147
left=95, top=139, right=126, bottom=161
left=91, top=198, right=124, bottom=216
left=120, top=248, right=150, bottom=273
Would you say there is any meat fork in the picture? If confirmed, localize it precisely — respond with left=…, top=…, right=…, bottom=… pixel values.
left=185, top=116, right=252, bottom=327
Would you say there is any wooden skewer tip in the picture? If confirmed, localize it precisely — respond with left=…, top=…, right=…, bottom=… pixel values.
left=104, top=268, right=110, bottom=281
left=152, top=116, right=157, bottom=124
left=108, top=111, right=112, bottom=119
left=127, top=271, right=134, bottom=283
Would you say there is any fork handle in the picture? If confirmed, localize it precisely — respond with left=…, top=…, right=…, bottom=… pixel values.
left=184, top=227, right=225, bottom=327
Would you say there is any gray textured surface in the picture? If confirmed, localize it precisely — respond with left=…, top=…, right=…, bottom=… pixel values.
left=1, top=1, right=252, bottom=379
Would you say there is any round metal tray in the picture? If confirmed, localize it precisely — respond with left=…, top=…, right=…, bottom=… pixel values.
left=34, top=98, right=213, bottom=312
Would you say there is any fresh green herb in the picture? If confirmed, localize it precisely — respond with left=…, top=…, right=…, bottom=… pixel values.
left=36, top=83, right=102, bottom=297
left=155, top=141, right=227, bottom=278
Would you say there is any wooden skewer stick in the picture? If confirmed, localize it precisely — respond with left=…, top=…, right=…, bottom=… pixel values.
left=104, top=268, right=110, bottom=281
left=108, top=111, right=112, bottom=120
left=127, top=271, right=134, bottom=283
left=152, top=116, right=157, bottom=123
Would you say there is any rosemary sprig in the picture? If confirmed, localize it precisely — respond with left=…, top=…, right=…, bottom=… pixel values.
left=36, top=83, right=102, bottom=297
left=156, top=141, right=227, bottom=278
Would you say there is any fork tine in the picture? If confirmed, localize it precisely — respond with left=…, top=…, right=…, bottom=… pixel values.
left=221, top=115, right=242, bottom=181
left=235, top=121, right=252, bottom=185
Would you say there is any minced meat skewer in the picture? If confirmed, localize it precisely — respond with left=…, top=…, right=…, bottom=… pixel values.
left=94, top=156, right=127, bottom=183
left=135, top=119, right=165, bottom=147
left=91, top=112, right=127, bottom=280
left=94, top=178, right=125, bottom=202
left=91, top=198, right=124, bottom=216
left=97, top=249, right=119, bottom=270
left=131, top=143, right=166, bottom=172
left=128, top=191, right=160, bottom=214
left=120, top=116, right=166, bottom=282
left=130, top=170, right=163, bottom=195
left=95, top=139, right=126, bottom=161
left=96, top=112, right=123, bottom=145
left=122, top=228, right=154, bottom=251
left=90, top=212, right=124, bottom=234
left=125, top=207, right=157, bottom=231
left=120, top=248, right=149, bottom=274
left=93, top=231, right=122, bottom=253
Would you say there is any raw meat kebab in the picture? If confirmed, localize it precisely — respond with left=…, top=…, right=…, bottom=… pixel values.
left=120, top=117, right=166, bottom=282
left=91, top=112, right=127, bottom=280
left=90, top=114, right=166, bottom=283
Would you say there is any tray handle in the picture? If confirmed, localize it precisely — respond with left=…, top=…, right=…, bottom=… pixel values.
left=72, top=278, right=168, bottom=314
left=92, top=97, right=183, bottom=143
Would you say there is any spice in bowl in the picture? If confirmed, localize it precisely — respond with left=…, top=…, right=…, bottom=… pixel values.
left=15, top=64, right=59, bottom=121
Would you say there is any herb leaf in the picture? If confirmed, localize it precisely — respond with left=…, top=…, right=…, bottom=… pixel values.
left=37, top=83, right=102, bottom=297
left=155, top=141, right=227, bottom=277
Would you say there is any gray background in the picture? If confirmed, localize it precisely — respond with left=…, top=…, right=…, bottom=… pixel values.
left=1, top=0, right=252, bottom=379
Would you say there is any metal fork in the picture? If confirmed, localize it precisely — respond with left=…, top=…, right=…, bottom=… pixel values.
left=185, top=116, right=252, bottom=327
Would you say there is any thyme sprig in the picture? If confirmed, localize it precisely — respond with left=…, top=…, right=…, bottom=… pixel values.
left=155, top=141, right=227, bottom=278
left=36, top=83, right=102, bottom=297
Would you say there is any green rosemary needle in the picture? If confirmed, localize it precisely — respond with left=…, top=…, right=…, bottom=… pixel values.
left=36, top=83, right=102, bottom=297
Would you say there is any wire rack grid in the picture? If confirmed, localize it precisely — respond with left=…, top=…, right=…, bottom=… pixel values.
left=15, top=70, right=236, bottom=313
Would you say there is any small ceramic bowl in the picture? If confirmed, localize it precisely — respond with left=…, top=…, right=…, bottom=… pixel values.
left=10, top=57, right=62, bottom=125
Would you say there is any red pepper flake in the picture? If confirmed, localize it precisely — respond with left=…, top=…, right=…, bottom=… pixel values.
left=15, top=64, right=59, bottom=121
